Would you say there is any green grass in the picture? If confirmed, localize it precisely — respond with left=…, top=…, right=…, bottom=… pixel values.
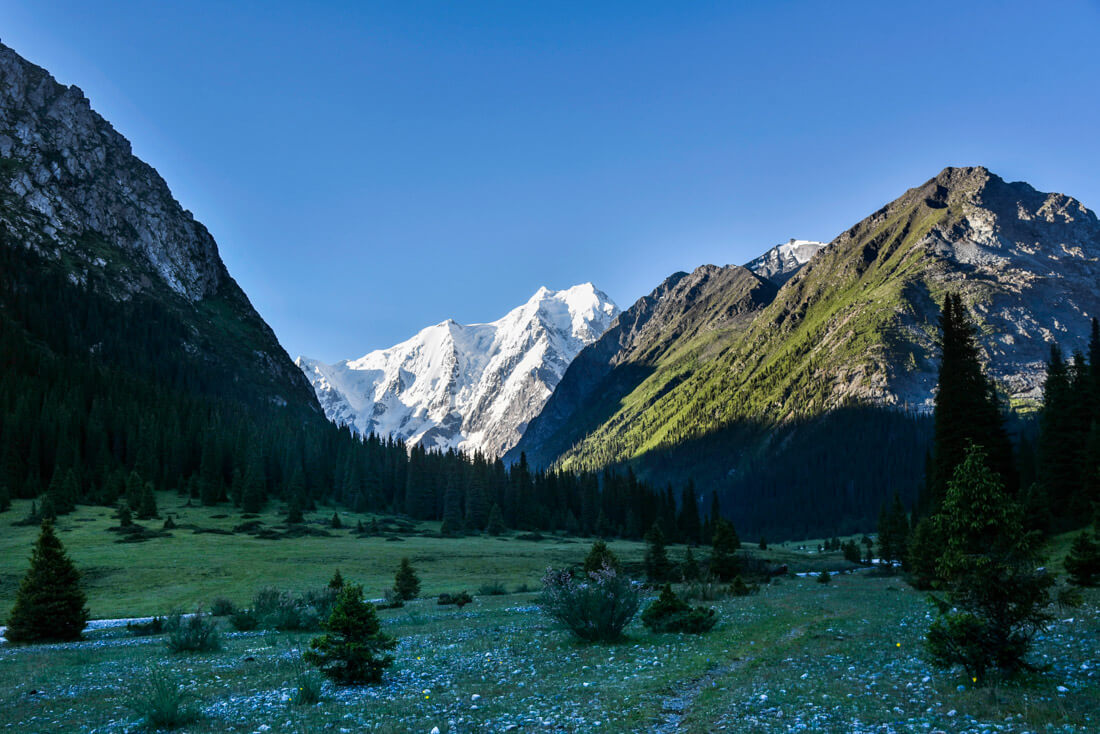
left=0, top=556, right=1095, bottom=733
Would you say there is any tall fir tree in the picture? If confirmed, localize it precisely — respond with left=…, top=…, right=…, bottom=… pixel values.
left=5, top=519, right=89, bottom=642
left=678, top=481, right=701, bottom=545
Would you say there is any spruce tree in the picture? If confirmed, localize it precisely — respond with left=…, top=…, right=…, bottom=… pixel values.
left=305, top=584, right=396, bottom=684
left=329, top=569, right=345, bottom=590
left=925, top=444, right=1054, bottom=684
left=393, top=557, right=420, bottom=600
left=682, top=546, right=700, bottom=581
left=137, top=481, right=158, bottom=520
left=678, top=482, right=701, bottom=545
left=486, top=503, right=506, bottom=536
left=922, top=294, right=1015, bottom=515
left=583, top=539, right=621, bottom=574
left=5, top=519, right=89, bottom=642
left=644, top=524, right=672, bottom=582
left=710, top=519, right=741, bottom=581
left=441, top=476, right=464, bottom=537
left=1064, top=531, right=1100, bottom=587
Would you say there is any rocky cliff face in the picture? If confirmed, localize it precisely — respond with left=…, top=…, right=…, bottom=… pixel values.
left=0, top=42, right=318, bottom=409
left=744, top=238, right=827, bottom=285
left=298, top=284, right=619, bottom=457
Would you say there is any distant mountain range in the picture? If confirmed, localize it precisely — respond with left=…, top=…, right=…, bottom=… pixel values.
left=297, top=285, right=619, bottom=458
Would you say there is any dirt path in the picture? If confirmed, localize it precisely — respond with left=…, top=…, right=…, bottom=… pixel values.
left=652, top=657, right=746, bottom=733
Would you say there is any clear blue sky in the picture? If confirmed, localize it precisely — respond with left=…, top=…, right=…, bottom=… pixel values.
left=4, top=1, right=1100, bottom=362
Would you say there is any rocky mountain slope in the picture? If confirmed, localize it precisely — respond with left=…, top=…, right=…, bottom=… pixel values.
left=512, top=167, right=1100, bottom=535
left=507, top=265, right=776, bottom=468
left=298, top=284, right=618, bottom=457
left=744, top=238, right=827, bottom=285
left=0, top=42, right=317, bottom=410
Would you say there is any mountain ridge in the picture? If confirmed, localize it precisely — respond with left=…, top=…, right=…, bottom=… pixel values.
left=298, top=283, right=619, bottom=458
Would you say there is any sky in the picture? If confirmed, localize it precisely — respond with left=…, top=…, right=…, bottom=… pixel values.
left=3, top=1, right=1100, bottom=362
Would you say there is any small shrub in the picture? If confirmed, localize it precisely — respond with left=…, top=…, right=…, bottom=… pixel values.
left=539, top=564, right=641, bottom=642
left=305, top=584, right=396, bottom=685
left=210, top=597, right=236, bottom=617
left=729, top=575, right=758, bottom=597
left=583, top=540, right=621, bottom=574
left=1065, top=531, right=1100, bottom=587
left=165, top=610, right=222, bottom=653
left=514, top=582, right=532, bottom=594
left=641, top=584, right=717, bottom=634
left=229, top=608, right=259, bottom=631
left=437, top=591, right=473, bottom=608
left=683, top=575, right=725, bottom=602
left=477, top=580, right=507, bottom=596
left=126, top=616, right=166, bottom=636
left=377, top=589, right=405, bottom=609
left=251, top=586, right=336, bottom=631
left=817, top=570, right=832, bottom=584
left=125, top=668, right=199, bottom=730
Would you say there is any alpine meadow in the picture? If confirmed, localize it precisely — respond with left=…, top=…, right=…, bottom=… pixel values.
left=2, top=4, right=1100, bottom=733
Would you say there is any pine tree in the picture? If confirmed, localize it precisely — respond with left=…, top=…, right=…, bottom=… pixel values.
left=5, top=519, right=89, bottom=642
left=330, top=512, right=342, bottom=529
left=441, top=476, right=464, bottom=537
left=922, top=294, right=1015, bottom=515
left=329, top=569, right=345, bottom=590
left=678, top=482, right=701, bottom=545
left=583, top=539, right=621, bottom=574
left=1064, top=531, right=1100, bottom=587
left=393, top=557, right=420, bottom=600
left=305, top=584, right=396, bottom=684
left=710, top=519, right=741, bottom=581
left=925, top=444, right=1054, bottom=683
left=682, top=546, right=700, bottom=581
left=644, top=524, right=673, bottom=582
left=137, top=481, right=158, bottom=520
left=486, top=503, right=506, bottom=536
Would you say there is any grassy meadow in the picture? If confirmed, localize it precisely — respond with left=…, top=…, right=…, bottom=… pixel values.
left=0, top=494, right=1097, bottom=733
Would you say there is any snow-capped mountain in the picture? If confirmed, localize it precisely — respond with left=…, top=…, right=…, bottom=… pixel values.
left=744, top=238, right=827, bottom=285
left=297, top=284, right=619, bottom=457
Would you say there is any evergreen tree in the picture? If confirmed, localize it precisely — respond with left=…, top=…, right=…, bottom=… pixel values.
left=0, top=480, right=9, bottom=513
left=922, top=294, right=1015, bottom=515
left=286, top=496, right=304, bottom=524
left=877, top=492, right=910, bottom=568
left=329, top=569, right=345, bottom=590
left=644, top=524, right=673, bottom=582
left=486, top=503, right=506, bottom=536
left=682, top=546, right=700, bottom=581
left=305, top=584, right=396, bottom=684
left=241, top=450, right=265, bottom=514
left=710, top=519, right=741, bottom=581
left=925, top=444, right=1054, bottom=684
left=330, top=512, right=342, bottom=529
left=1064, top=531, right=1100, bottom=587
left=137, top=481, right=158, bottom=520
left=5, top=519, right=89, bottom=642
left=393, top=557, right=420, bottom=601
left=677, top=482, right=701, bottom=545
left=583, top=539, right=621, bottom=574
left=441, top=476, right=464, bottom=537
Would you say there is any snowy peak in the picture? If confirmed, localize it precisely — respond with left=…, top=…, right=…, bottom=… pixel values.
left=297, top=285, right=619, bottom=458
left=745, top=238, right=828, bottom=285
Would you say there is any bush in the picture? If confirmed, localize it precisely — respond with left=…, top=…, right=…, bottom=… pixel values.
left=165, top=610, right=222, bottom=653
left=377, top=589, right=405, bottom=609
left=817, top=570, right=831, bottom=584
left=729, top=575, right=758, bottom=597
left=229, top=609, right=259, bottom=631
left=125, top=668, right=199, bottom=730
left=539, top=565, right=641, bottom=642
left=251, top=586, right=337, bottom=631
left=682, top=575, right=725, bottom=602
left=437, top=591, right=473, bottom=608
left=305, top=584, right=396, bottom=685
left=210, top=597, right=236, bottom=617
left=126, top=616, right=166, bottom=636
left=477, top=580, right=507, bottom=596
left=583, top=540, right=621, bottom=574
left=641, top=584, right=717, bottom=634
